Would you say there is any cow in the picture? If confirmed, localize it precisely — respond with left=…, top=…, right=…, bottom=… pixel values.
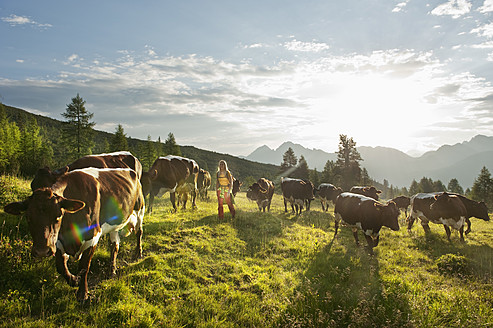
left=246, top=178, right=275, bottom=212
left=317, top=183, right=343, bottom=211
left=407, top=192, right=489, bottom=240
left=281, top=177, right=315, bottom=215
left=429, top=192, right=468, bottom=241
left=232, top=177, right=242, bottom=197
left=31, top=151, right=142, bottom=191
left=350, top=186, right=382, bottom=200
left=334, top=192, right=400, bottom=254
left=4, top=167, right=145, bottom=301
left=141, top=155, right=199, bottom=213
left=197, top=169, right=212, bottom=200
left=390, top=195, right=411, bottom=216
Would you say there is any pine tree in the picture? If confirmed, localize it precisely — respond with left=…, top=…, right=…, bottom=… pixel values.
left=110, top=124, right=128, bottom=151
left=295, top=155, right=310, bottom=180
left=310, top=168, right=320, bottom=187
left=335, top=134, right=362, bottom=190
left=470, top=166, right=493, bottom=205
left=19, top=117, right=53, bottom=175
left=409, top=180, right=420, bottom=195
left=321, top=160, right=336, bottom=183
left=163, top=133, right=181, bottom=156
left=419, top=177, right=434, bottom=193
left=156, top=136, right=163, bottom=157
left=0, top=103, right=21, bottom=174
left=140, top=135, right=157, bottom=171
left=280, top=147, right=297, bottom=177
left=447, top=178, right=464, bottom=195
left=61, top=93, right=95, bottom=159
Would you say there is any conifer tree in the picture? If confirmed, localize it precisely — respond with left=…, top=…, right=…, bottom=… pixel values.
left=295, top=155, right=310, bottom=180
left=19, top=117, right=53, bottom=175
left=110, top=124, right=128, bottom=151
left=470, top=166, right=493, bottom=205
left=335, top=134, right=362, bottom=190
left=0, top=103, right=21, bottom=174
left=163, top=133, right=181, bottom=156
left=280, top=147, right=297, bottom=177
left=140, top=135, right=157, bottom=171
left=447, top=178, right=464, bottom=195
left=61, top=93, right=95, bottom=159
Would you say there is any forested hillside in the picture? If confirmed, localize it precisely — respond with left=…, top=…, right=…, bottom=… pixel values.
left=2, top=104, right=280, bottom=182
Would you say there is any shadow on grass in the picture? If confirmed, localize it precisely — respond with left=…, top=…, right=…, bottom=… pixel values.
left=278, top=231, right=414, bottom=328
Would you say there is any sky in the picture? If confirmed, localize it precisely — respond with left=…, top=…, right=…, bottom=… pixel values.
left=1, top=0, right=493, bottom=158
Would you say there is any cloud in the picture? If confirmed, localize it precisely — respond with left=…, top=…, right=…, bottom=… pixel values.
left=283, top=40, right=330, bottom=52
left=431, top=0, right=472, bottom=18
left=478, top=0, right=493, bottom=13
left=1, top=47, right=492, bottom=156
left=392, top=1, right=409, bottom=13
left=471, top=23, right=493, bottom=39
left=1, top=14, right=52, bottom=29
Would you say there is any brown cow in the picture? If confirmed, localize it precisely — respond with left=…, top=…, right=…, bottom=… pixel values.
left=317, top=183, right=343, bottom=211
left=390, top=195, right=411, bottom=216
left=197, top=169, right=212, bottom=200
left=407, top=192, right=488, bottom=241
left=281, top=177, right=315, bottom=215
left=334, top=192, right=400, bottom=254
left=429, top=193, right=468, bottom=241
left=350, top=186, right=382, bottom=200
left=142, top=155, right=199, bottom=213
left=4, top=168, right=145, bottom=301
left=31, top=151, right=142, bottom=191
left=246, top=178, right=275, bottom=212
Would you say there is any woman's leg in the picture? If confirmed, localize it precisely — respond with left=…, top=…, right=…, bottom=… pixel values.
left=224, top=192, right=235, bottom=218
left=217, top=190, right=224, bottom=219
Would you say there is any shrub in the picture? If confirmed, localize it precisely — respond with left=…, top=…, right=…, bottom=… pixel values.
left=436, top=253, right=470, bottom=277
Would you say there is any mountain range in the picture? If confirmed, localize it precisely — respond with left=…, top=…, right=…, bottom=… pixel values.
left=245, top=136, right=493, bottom=189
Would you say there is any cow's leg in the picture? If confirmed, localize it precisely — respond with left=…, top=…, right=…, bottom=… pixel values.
left=352, top=227, right=360, bottom=246
left=459, top=225, right=465, bottom=242
left=148, top=192, right=155, bottom=214
left=191, top=187, right=197, bottom=209
left=421, top=220, right=431, bottom=233
left=109, top=230, right=121, bottom=276
left=170, top=192, right=177, bottom=212
left=465, top=218, right=472, bottom=235
left=55, top=250, right=79, bottom=287
left=77, top=245, right=96, bottom=301
left=182, top=192, right=188, bottom=210
left=373, top=235, right=380, bottom=247
left=283, top=198, right=288, bottom=212
left=443, top=225, right=452, bottom=241
left=406, top=215, right=415, bottom=232
left=321, top=201, right=325, bottom=212
left=364, top=234, right=375, bottom=255
left=334, top=218, right=340, bottom=237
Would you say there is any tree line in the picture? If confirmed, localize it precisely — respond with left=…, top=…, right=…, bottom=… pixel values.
left=280, top=135, right=493, bottom=207
left=0, top=95, right=181, bottom=176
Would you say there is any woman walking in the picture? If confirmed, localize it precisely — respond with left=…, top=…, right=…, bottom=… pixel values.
left=216, top=160, right=236, bottom=219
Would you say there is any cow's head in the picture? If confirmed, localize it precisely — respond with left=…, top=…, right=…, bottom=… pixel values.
left=232, top=178, right=242, bottom=196
left=140, top=171, right=153, bottom=197
left=375, top=201, right=400, bottom=231
left=4, top=189, right=85, bottom=257
left=31, top=166, right=69, bottom=191
left=430, top=192, right=453, bottom=212
left=475, top=201, right=490, bottom=221
left=365, top=186, right=382, bottom=200
left=246, top=183, right=267, bottom=201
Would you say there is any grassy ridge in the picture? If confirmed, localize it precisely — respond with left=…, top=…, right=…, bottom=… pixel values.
left=0, top=177, right=492, bottom=327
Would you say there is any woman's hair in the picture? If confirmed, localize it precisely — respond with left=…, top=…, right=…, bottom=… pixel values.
left=217, top=160, right=229, bottom=172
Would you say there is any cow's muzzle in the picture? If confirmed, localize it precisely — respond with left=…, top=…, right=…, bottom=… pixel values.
left=31, top=246, right=55, bottom=257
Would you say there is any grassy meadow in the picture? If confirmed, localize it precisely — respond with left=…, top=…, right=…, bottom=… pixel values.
left=0, top=175, right=492, bottom=327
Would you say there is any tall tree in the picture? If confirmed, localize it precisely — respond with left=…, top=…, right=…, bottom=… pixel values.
left=419, top=177, right=434, bottom=193
left=280, top=147, right=297, bottom=177
left=163, top=132, right=181, bottom=156
left=470, top=166, right=493, bottom=205
left=0, top=103, right=21, bottom=174
left=321, top=159, right=336, bottom=183
left=110, top=124, right=128, bottom=151
left=409, top=179, right=420, bottom=195
left=360, top=168, right=371, bottom=186
left=447, top=178, right=464, bottom=195
left=295, top=155, right=310, bottom=180
left=335, top=134, right=362, bottom=190
left=61, top=93, right=95, bottom=159
left=310, top=168, right=320, bottom=187
left=156, top=136, right=163, bottom=157
left=19, top=117, right=53, bottom=176
left=140, top=135, right=157, bottom=171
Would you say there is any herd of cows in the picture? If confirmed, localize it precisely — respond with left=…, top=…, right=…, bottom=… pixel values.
left=2, top=151, right=491, bottom=300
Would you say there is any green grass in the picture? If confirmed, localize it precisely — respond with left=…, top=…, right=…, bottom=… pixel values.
left=1, top=177, right=492, bottom=327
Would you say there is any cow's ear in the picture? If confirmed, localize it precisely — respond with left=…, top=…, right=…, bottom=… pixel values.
left=376, top=190, right=382, bottom=194
left=260, top=186, right=267, bottom=194
left=433, top=195, right=439, bottom=200
left=150, top=169, right=158, bottom=180
left=61, top=198, right=85, bottom=213
left=4, top=200, right=29, bottom=215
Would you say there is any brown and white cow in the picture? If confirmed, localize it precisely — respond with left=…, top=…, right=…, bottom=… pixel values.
left=317, top=183, right=343, bottom=211
left=232, top=177, right=242, bottom=197
left=350, top=186, right=382, bottom=200
left=430, top=193, right=468, bottom=241
left=281, top=177, right=315, bottom=215
left=31, top=151, right=142, bottom=191
left=407, top=192, right=489, bottom=241
left=334, top=192, right=400, bottom=254
left=246, top=178, right=275, bottom=212
left=141, top=155, right=199, bottom=213
left=4, top=168, right=145, bottom=301
left=197, top=169, right=212, bottom=200
left=390, top=195, right=411, bottom=216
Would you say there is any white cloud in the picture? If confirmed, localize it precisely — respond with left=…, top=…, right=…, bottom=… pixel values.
left=431, top=0, right=472, bottom=18
left=16, top=59, right=24, bottom=63
left=471, top=23, right=493, bottom=39
left=1, top=14, right=52, bottom=28
left=392, top=1, right=409, bottom=13
left=478, top=0, right=493, bottom=13
left=283, top=40, right=329, bottom=52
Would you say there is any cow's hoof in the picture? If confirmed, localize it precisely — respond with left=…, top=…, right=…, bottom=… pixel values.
left=465, top=229, right=471, bottom=235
